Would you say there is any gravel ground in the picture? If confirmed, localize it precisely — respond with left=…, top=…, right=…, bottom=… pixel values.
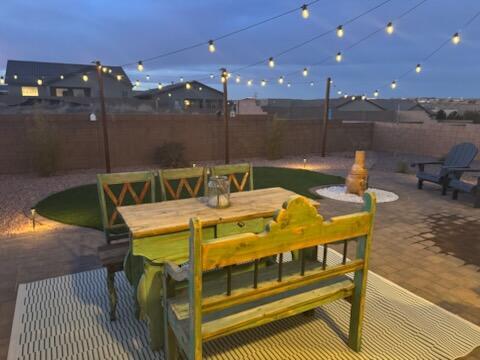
left=1, top=151, right=477, bottom=237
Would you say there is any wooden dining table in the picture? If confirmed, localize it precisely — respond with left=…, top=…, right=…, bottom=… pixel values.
left=117, top=187, right=319, bottom=350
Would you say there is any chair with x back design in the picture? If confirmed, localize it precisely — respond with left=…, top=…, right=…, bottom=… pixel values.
left=159, top=167, right=207, bottom=201
left=210, top=163, right=254, bottom=192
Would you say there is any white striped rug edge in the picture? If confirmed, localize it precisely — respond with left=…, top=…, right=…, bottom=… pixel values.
left=7, top=283, right=26, bottom=360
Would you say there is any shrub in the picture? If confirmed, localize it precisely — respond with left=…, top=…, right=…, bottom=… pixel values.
left=463, top=111, right=480, bottom=123
left=435, top=109, right=446, bottom=120
left=155, top=142, right=186, bottom=168
left=396, top=160, right=409, bottom=174
left=265, top=119, right=284, bottom=160
left=28, top=113, right=59, bottom=177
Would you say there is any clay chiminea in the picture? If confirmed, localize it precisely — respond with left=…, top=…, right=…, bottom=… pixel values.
left=346, top=150, right=368, bottom=196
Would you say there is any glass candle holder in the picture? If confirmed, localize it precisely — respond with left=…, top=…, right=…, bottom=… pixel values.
left=207, top=175, right=231, bottom=208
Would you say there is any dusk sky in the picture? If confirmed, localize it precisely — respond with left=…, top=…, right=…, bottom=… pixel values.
left=1, top=0, right=479, bottom=99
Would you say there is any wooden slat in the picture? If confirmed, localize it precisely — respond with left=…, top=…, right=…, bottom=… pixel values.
left=118, top=188, right=319, bottom=238
left=202, top=211, right=372, bottom=271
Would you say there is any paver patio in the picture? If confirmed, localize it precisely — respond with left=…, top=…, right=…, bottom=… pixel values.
left=0, top=154, right=479, bottom=359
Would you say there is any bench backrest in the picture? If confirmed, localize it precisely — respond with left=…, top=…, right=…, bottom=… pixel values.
left=97, top=171, right=156, bottom=243
left=441, top=142, right=478, bottom=177
left=159, top=167, right=207, bottom=201
left=188, top=193, right=376, bottom=351
left=210, top=163, right=253, bottom=191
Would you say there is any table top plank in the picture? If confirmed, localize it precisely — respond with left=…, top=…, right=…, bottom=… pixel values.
left=118, top=187, right=318, bottom=238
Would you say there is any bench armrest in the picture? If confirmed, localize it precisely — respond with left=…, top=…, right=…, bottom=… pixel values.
left=164, top=261, right=189, bottom=282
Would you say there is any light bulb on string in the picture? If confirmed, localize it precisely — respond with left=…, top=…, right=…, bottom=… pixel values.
left=302, top=68, right=308, bottom=77
left=373, top=90, right=379, bottom=97
left=343, top=94, right=348, bottom=99
left=452, top=32, right=460, bottom=45
left=146, top=75, right=150, bottom=81
left=310, top=81, right=314, bottom=86
left=209, top=74, right=214, bottom=79
left=391, top=80, right=397, bottom=89
left=335, top=52, right=342, bottom=62
left=137, top=61, right=144, bottom=72
left=337, top=90, right=342, bottom=95
left=116, top=74, right=123, bottom=81
left=0, top=76, right=5, bottom=85
left=235, top=76, right=241, bottom=83
left=158, top=82, right=163, bottom=90
left=278, top=76, right=284, bottom=84
left=221, top=76, right=226, bottom=84
left=386, top=22, right=394, bottom=35
left=186, top=82, right=191, bottom=89
left=37, top=78, right=43, bottom=86
left=415, top=64, right=422, bottom=73
left=102, top=67, right=108, bottom=73
left=261, top=79, right=266, bottom=87
left=108, top=68, right=112, bottom=74
left=247, top=79, right=253, bottom=86
left=208, top=40, right=216, bottom=53
left=301, top=4, right=309, bottom=19
left=351, top=96, right=356, bottom=101
left=287, top=82, right=291, bottom=87
left=60, top=75, right=64, bottom=80
left=180, top=77, right=184, bottom=82
left=135, top=80, right=140, bottom=87
left=268, top=57, right=275, bottom=68
left=361, top=95, right=366, bottom=100
left=199, top=87, right=203, bottom=91
left=336, top=25, right=344, bottom=38
left=13, top=74, right=18, bottom=80
left=82, top=74, right=88, bottom=82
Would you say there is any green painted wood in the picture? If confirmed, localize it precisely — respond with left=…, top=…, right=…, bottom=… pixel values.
left=158, top=167, right=207, bottom=201
left=164, top=193, right=376, bottom=358
left=210, top=163, right=253, bottom=191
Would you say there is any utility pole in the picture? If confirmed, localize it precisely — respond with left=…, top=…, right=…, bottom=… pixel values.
left=95, top=61, right=111, bottom=173
left=220, top=68, right=230, bottom=164
left=320, top=77, right=331, bottom=157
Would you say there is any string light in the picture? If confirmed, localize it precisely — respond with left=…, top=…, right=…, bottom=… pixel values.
left=37, top=78, right=43, bottom=86
left=302, top=68, right=308, bottom=77
left=361, top=95, right=366, bottom=100
left=278, top=76, right=284, bottom=84
left=386, top=22, right=394, bottom=35
left=235, top=76, right=241, bottom=83
left=247, top=79, right=253, bottom=86
left=209, top=74, right=214, bottom=79
left=137, top=61, right=144, bottom=71
left=102, top=67, right=108, bottom=73
left=268, top=57, right=275, bottom=68
left=168, top=93, right=172, bottom=97
left=199, top=87, right=203, bottom=91
left=415, top=64, right=422, bottom=73
left=60, top=75, right=64, bottom=80
left=261, top=79, right=266, bottom=86
left=390, top=80, right=397, bottom=89
left=208, top=40, right=216, bottom=53
left=158, top=82, right=163, bottom=90
left=337, top=90, right=342, bottom=95
left=335, top=52, right=343, bottom=62
left=301, top=4, right=309, bottom=19
left=221, top=76, right=226, bottom=83
left=336, top=25, right=344, bottom=38
left=146, top=75, right=150, bottom=81
left=108, top=68, right=112, bottom=74
left=82, top=74, right=89, bottom=82
left=287, top=82, right=291, bottom=87
left=186, top=82, right=191, bottom=89
left=310, top=81, right=314, bottom=86
left=452, top=32, right=460, bottom=45
left=343, top=94, right=348, bottom=98
left=351, top=96, right=356, bottom=100
left=374, top=90, right=379, bottom=97
left=116, top=74, right=123, bottom=81
left=180, top=76, right=184, bottom=82
left=135, top=80, right=140, bottom=87
left=0, top=76, right=4, bottom=85
left=13, top=74, right=18, bottom=80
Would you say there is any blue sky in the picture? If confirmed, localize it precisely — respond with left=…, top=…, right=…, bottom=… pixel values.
left=1, top=0, right=479, bottom=99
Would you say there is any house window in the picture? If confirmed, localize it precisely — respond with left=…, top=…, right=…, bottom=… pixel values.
left=21, top=87, right=39, bottom=97
left=55, top=88, right=69, bottom=97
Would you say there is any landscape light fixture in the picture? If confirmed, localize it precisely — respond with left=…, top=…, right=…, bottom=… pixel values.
left=303, top=68, right=308, bottom=77
left=137, top=61, right=144, bottom=71
left=268, top=57, right=275, bottom=68
left=335, top=52, right=343, bottom=62
left=386, top=22, right=394, bottom=35
left=30, top=208, right=36, bottom=230
left=301, top=4, right=309, bottom=19
left=336, top=25, right=344, bottom=38
left=415, top=64, right=422, bottom=73
left=303, top=158, right=307, bottom=168
left=278, top=76, right=284, bottom=84
left=208, top=40, right=216, bottom=53
left=452, top=32, right=460, bottom=45
left=391, top=80, right=397, bottom=89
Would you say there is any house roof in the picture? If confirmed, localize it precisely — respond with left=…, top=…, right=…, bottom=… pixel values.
left=335, top=97, right=386, bottom=110
left=136, top=80, right=223, bottom=99
left=4, top=60, right=132, bottom=87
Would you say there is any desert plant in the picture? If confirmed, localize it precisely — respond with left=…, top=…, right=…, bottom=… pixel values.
left=155, top=141, right=186, bottom=168
left=396, top=160, right=409, bottom=174
left=265, top=118, right=284, bottom=160
left=27, top=112, right=59, bottom=177
left=435, top=109, right=447, bottom=120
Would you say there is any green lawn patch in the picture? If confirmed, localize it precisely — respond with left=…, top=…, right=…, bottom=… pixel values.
left=35, top=166, right=343, bottom=231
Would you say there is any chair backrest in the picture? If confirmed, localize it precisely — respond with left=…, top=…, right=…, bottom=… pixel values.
left=187, top=193, right=376, bottom=349
left=441, top=143, right=478, bottom=177
left=210, top=163, right=253, bottom=191
left=97, top=171, right=156, bottom=243
left=158, top=167, right=207, bottom=201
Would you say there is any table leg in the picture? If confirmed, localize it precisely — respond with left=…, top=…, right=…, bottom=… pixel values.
left=124, top=249, right=145, bottom=318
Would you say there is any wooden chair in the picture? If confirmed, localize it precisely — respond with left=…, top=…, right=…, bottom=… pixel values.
left=450, top=169, right=480, bottom=208
left=96, top=170, right=157, bottom=320
left=163, top=193, right=376, bottom=359
left=159, top=167, right=208, bottom=201
left=210, top=163, right=253, bottom=192
left=411, top=143, right=478, bottom=195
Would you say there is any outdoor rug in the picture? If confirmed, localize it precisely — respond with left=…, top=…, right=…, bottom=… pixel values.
left=8, top=248, right=480, bottom=360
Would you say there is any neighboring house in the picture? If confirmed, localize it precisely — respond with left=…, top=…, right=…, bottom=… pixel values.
left=234, top=98, right=267, bottom=115
left=136, top=81, right=223, bottom=113
left=4, top=60, right=132, bottom=98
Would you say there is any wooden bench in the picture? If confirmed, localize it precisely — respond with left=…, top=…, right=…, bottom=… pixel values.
left=163, top=194, right=376, bottom=359
left=97, top=242, right=130, bottom=320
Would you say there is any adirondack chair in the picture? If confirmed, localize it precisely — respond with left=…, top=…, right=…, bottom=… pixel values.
left=411, top=143, right=478, bottom=195
left=450, top=169, right=480, bottom=208
left=96, top=171, right=157, bottom=320
left=210, top=163, right=253, bottom=192
left=163, top=193, right=376, bottom=359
